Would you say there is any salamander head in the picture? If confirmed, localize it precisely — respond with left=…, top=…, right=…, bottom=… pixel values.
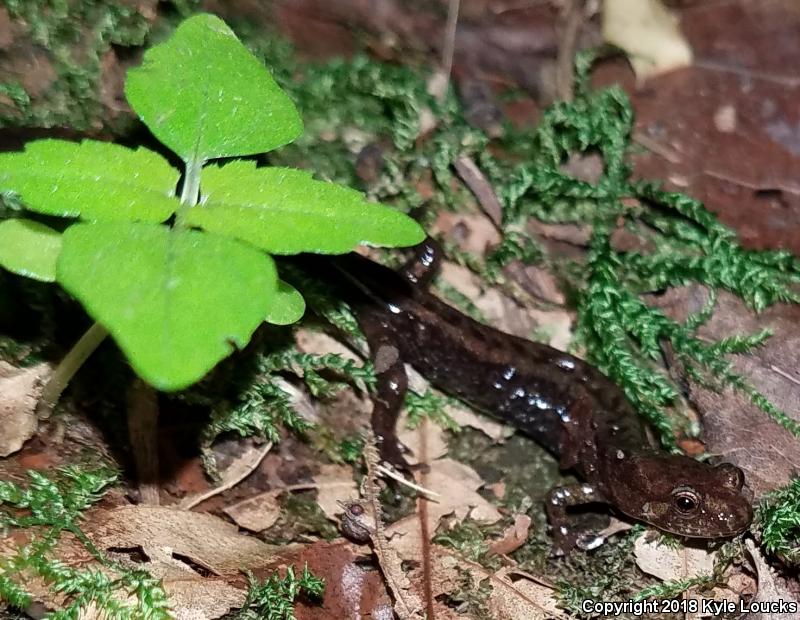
left=604, top=452, right=753, bottom=538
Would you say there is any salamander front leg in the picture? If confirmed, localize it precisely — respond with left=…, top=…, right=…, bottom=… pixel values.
left=358, top=313, right=411, bottom=472
left=400, top=238, right=442, bottom=288
left=546, top=483, right=609, bottom=555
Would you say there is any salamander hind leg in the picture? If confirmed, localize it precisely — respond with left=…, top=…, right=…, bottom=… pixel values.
left=546, top=483, right=609, bottom=556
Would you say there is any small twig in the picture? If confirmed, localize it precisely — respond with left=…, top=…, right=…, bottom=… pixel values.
left=703, top=168, right=800, bottom=197
left=376, top=465, right=441, bottom=497
left=555, top=0, right=586, bottom=102
left=632, top=131, right=683, bottom=165
left=363, top=430, right=424, bottom=619
left=454, top=155, right=503, bottom=229
left=769, top=364, right=800, bottom=388
left=694, top=59, right=800, bottom=88
left=437, top=0, right=461, bottom=102
left=178, top=441, right=273, bottom=510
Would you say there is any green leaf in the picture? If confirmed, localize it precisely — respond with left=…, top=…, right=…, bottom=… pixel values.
left=57, top=222, right=277, bottom=391
left=0, top=219, right=61, bottom=282
left=265, top=280, right=305, bottom=325
left=186, top=162, right=425, bottom=253
left=0, top=140, right=180, bottom=222
left=125, top=13, right=302, bottom=163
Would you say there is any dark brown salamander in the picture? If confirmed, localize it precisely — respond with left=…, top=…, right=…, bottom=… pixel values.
left=329, top=240, right=753, bottom=553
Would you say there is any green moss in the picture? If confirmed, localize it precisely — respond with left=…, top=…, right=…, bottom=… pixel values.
left=0, top=468, right=170, bottom=619
left=235, top=564, right=324, bottom=620
left=756, top=478, right=800, bottom=566
left=1, top=0, right=152, bottom=128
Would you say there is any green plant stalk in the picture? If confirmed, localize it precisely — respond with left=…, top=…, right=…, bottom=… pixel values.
left=36, top=321, right=108, bottom=419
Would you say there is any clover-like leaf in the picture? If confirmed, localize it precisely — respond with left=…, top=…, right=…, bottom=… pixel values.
left=0, top=140, right=180, bottom=222
left=125, top=13, right=302, bottom=163
left=0, top=219, right=61, bottom=282
left=185, top=162, right=425, bottom=254
left=57, top=222, right=277, bottom=391
left=265, top=280, right=306, bottom=325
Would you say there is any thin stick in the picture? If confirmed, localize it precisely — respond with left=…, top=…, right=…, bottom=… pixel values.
left=555, top=0, right=585, bottom=102
left=376, top=465, right=441, bottom=498
left=438, top=0, right=462, bottom=101
left=178, top=442, right=273, bottom=510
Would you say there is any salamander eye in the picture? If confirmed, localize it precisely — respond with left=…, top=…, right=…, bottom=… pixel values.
left=672, top=489, right=700, bottom=515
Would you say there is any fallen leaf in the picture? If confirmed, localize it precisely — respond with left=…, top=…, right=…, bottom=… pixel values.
left=602, top=0, right=692, bottom=80
left=422, top=458, right=502, bottom=524
left=85, top=505, right=285, bottom=575
left=1, top=504, right=294, bottom=619
left=485, top=566, right=565, bottom=620
left=743, top=539, right=799, bottom=620
left=653, top=286, right=800, bottom=498
left=432, top=211, right=502, bottom=258
left=312, top=463, right=359, bottom=522
left=634, top=534, right=714, bottom=581
left=384, top=458, right=502, bottom=560
left=398, top=406, right=450, bottom=464
left=224, top=488, right=283, bottom=532
left=488, top=515, right=532, bottom=556
left=447, top=403, right=512, bottom=443
left=0, top=362, right=49, bottom=457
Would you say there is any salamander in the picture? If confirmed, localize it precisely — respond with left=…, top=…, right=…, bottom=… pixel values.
left=326, top=239, right=753, bottom=553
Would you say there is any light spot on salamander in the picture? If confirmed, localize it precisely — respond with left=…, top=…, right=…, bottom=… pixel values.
left=502, top=367, right=517, bottom=380
left=616, top=449, right=626, bottom=460
left=557, top=358, right=576, bottom=371
left=527, top=394, right=551, bottom=410
left=387, top=303, right=402, bottom=314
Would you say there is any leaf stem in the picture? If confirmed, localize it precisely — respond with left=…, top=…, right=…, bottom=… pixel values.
left=176, top=157, right=203, bottom=229
left=37, top=322, right=109, bottom=419
left=180, top=158, right=203, bottom=205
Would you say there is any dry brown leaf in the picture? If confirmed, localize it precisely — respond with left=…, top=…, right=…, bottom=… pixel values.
left=446, top=399, right=513, bottom=443
left=383, top=458, right=502, bottom=561
left=653, top=286, right=800, bottom=498
left=433, top=211, right=502, bottom=257
left=602, top=0, right=693, bottom=80
left=485, top=566, right=564, bottom=620
left=632, top=535, right=747, bottom=619
left=488, top=514, right=532, bottom=556
left=421, top=458, right=502, bottom=525
left=0, top=361, right=50, bottom=457
left=85, top=505, right=284, bottom=575
left=1, top=504, right=292, bottom=619
left=398, top=405, right=450, bottom=464
left=634, top=535, right=715, bottom=582
left=312, top=463, right=359, bottom=522
left=223, top=488, right=283, bottom=533
left=743, top=539, right=800, bottom=620
left=295, top=328, right=363, bottom=363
